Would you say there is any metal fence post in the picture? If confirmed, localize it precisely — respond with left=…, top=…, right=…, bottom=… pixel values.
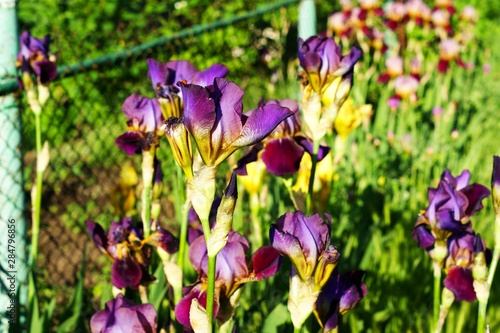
left=0, top=0, right=27, bottom=332
left=298, top=0, right=317, bottom=40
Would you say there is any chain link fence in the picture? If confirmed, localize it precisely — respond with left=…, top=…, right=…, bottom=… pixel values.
left=0, top=0, right=305, bottom=321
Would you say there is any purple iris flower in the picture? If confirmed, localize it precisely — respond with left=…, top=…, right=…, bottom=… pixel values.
left=147, top=58, right=228, bottom=96
left=16, top=30, right=57, bottom=86
left=412, top=169, right=490, bottom=250
left=298, top=36, right=361, bottom=94
left=492, top=156, right=500, bottom=213
left=235, top=99, right=330, bottom=177
left=270, top=211, right=339, bottom=283
left=180, top=78, right=294, bottom=166
left=115, top=94, right=164, bottom=155
left=175, top=231, right=281, bottom=329
left=442, top=228, right=488, bottom=302
left=90, top=294, right=157, bottom=333
left=147, top=58, right=228, bottom=118
left=314, top=270, right=367, bottom=331
left=86, top=218, right=178, bottom=289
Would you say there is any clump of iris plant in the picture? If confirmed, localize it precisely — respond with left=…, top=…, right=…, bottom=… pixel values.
left=412, top=168, right=490, bottom=332
left=298, top=35, right=361, bottom=143
left=16, top=30, right=58, bottom=94
left=270, top=211, right=365, bottom=331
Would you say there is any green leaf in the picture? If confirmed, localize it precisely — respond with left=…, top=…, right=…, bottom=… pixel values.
left=262, top=303, right=290, bottom=333
left=56, top=246, right=86, bottom=333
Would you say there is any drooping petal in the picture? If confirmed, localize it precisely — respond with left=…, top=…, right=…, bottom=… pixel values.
left=314, top=270, right=367, bottom=332
left=412, top=224, right=436, bottom=249
left=85, top=220, right=109, bottom=255
left=295, top=136, right=331, bottom=161
left=251, top=246, right=282, bottom=280
left=231, top=103, right=294, bottom=148
left=115, top=131, right=149, bottom=155
left=461, top=184, right=491, bottom=218
left=147, top=229, right=179, bottom=254
left=35, top=60, right=58, bottom=84
left=443, top=266, right=476, bottom=302
left=175, top=283, right=220, bottom=329
left=111, top=257, right=143, bottom=290
left=261, top=138, right=305, bottom=176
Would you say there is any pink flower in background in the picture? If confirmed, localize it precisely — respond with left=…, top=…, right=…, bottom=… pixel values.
left=460, top=5, right=477, bottom=23
left=438, top=39, right=465, bottom=72
left=385, top=2, right=407, bottom=30
left=378, top=55, right=403, bottom=83
left=394, top=75, right=419, bottom=99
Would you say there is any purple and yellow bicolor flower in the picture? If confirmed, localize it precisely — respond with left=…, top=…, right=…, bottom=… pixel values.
left=147, top=58, right=228, bottom=119
left=175, top=231, right=281, bottom=329
left=16, top=30, right=57, bottom=88
left=314, top=270, right=367, bottom=332
left=86, top=218, right=178, bottom=290
left=90, top=293, right=157, bottom=333
left=442, top=227, right=489, bottom=302
left=298, top=35, right=361, bottom=142
left=180, top=78, right=294, bottom=167
left=412, top=169, right=490, bottom=264
left=298, top=35, right=361, bottom=102
left=115, top=94, right=164, bottom=155
left=235, top=99, right=330, bottom=178
left=270, top=211, right=340, bottom=329
left=491, top=156, right=500, bottom=214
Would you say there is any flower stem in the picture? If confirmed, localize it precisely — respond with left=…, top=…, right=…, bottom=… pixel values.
left=293, top=327, right=301, bottom=333
left=487, top=214, right=500, bottom=287
left=477, top=214, right=500, bottom=333
left=306, top=140, right=320, bottom=214
left=30, top=112, right=43, bottom=264
left=477, top=301, right=487, bottom=333
left=206, top=253, right=217, bottom=333
left=176, top=163, right=188, bottom=274
left=433, top=262, right=442, bottom=330
left=141, top=149, right=155, bottom=238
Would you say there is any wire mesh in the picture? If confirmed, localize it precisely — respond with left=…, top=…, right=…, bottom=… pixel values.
left=0, top=0, right=302, bottom=325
